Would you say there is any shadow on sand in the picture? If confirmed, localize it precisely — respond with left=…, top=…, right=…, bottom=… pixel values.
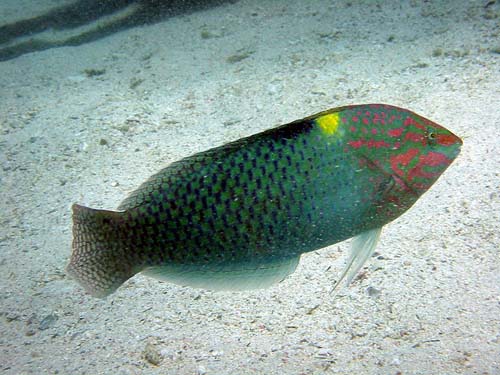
left=0, top=0, right=234, bottom=61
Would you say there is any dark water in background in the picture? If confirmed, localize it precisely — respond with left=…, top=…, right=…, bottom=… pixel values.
left=0, top=0, right=234, bottom=61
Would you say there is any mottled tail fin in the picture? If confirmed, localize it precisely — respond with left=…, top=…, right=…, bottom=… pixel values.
left=66, top=204, right=138, bottom=298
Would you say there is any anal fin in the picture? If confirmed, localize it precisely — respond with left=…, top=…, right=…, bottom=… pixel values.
left=142, top=255, right=301, bottom=292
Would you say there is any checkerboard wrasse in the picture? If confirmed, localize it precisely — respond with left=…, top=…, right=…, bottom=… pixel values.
left=67, top=104, right=462, bottom=298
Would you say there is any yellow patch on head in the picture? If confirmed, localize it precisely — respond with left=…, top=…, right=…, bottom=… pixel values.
left=316, top=112, right=340, bottom=136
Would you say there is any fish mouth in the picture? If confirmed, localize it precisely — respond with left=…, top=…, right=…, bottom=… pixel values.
left=451, top=144, right=462, bottom=158
left=436, top=131, right=462, bottom=160
left=437, top=131, right=463, bottom=147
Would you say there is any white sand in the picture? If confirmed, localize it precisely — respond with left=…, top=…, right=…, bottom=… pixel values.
left=1, top=0, right=499, bottom=374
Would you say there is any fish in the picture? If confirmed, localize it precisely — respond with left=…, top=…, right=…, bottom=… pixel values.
left=66, top=104, right=462, bottom=298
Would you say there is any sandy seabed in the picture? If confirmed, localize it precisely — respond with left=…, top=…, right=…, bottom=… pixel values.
left=1, top=1, right=499, bottom=374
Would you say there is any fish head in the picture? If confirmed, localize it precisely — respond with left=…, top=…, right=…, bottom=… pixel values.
left=378, top=106, right=462, bottom=196
left=314, top=104, right=462, bottom=197
left=336, top=104, right=462, bottom=197
left=330, top=104, right=462, bottom=221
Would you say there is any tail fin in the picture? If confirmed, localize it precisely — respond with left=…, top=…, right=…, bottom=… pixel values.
left=66, top=204, right=138, bottom=298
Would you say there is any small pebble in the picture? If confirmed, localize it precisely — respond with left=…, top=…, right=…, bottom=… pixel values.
left=143, top=342, right=162, bottom=366
left=317, top=348, right=333, bottom=357
left=366, top=286, right=381, bottom=297
left=25, top=329, right=36, bottom=336
left=391, top=356, right=401, bottom=365
left=6, top=313, right=20, bottom=322
left=39, top=313, right=58, bottom=330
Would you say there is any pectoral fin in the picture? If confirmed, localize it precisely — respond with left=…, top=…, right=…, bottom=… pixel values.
left=330, top=227, right=382, bottom=295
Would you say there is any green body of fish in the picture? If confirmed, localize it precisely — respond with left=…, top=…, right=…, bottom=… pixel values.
left=67, top=104, right=462, bottom=298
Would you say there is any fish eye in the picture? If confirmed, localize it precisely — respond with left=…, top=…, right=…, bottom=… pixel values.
left=426, top=130, right=437, bottom=144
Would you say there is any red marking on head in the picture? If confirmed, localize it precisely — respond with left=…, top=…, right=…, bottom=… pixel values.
left=362, top=117, right=369, bottom=125
left=350, top=126, right=356, bottom=132
left=352, top=116, right=359, bottom=122
left=405, top=132, right=424, bottom=143
left=407, top=151, right=451, bottom=184
left=419, top=151, right=450, bottom=167
left=374, top=140, right=390, bottom=148
left=371, top=128, right=378, bottom=135
left=388, top=128, right=404, bottom=137
left=437, top=133, right=461, bottom=146
left=342, top=117, right=348, bottom=123
left=405, top=117, right=427, bottom=131
left=408, top=166, right=437, bottom=183
left=349, top=140, right=364, bottom=149
left=349, top=139, right=390, bottom=149
left=404, top=117, right=415, bottom=126
left=390, top=148, right=420, bottom=180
